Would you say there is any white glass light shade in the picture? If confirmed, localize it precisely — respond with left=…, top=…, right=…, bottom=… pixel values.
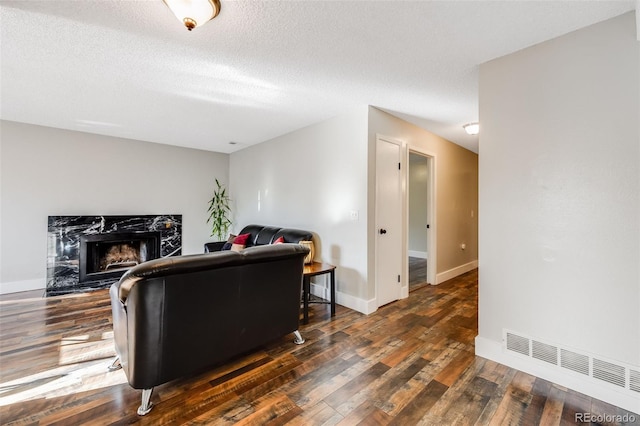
left=463, top=122, right=479, bottom=135
left=164, top=0, right=221, bottom=31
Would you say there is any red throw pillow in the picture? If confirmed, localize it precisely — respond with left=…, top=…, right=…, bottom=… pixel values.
left=273, top=236, right=285, bottom=244
left=233, top=233, right=250, bottom=245
left=231, top=233, right=250, bottom=252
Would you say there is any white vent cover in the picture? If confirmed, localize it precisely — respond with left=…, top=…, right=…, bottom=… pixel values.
left=503, top=329, right=639, bottom=396
left=506, top=332, right=530, bottom=356
left=592, top=358, right=625, bottom=388
left=560, top=349, right=589, bottom=376
left=532, top=340, right=558, bottom=365
left=630, top=369, right=640, bottom=393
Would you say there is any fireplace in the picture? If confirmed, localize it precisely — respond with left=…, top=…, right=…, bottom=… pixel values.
left=47, top=215, right=181, bottom=296
left=79, top=232, right=161, bottom=283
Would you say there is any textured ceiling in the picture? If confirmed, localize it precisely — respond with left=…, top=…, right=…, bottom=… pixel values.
left=0, top=1, right=636, bottom=154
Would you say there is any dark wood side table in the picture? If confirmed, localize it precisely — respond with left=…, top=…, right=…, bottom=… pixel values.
left=302, top=262, right=336, bottom=324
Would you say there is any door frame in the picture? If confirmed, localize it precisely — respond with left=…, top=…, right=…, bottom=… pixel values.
left=375, top=134, right=407, bottom=306
left=406, top=147, right=437, bottom=286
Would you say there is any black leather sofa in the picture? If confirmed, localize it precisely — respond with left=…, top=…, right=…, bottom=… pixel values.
left=205, top=224, right=312, bottom=252
left=108, top=243, right=309, bottom=415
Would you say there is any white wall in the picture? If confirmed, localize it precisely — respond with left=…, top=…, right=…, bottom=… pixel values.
left=230, top=107, right=371, bottom=310
left=0, top=120, right=229, bottom=293
left=478, top=12, right=639, bottom=410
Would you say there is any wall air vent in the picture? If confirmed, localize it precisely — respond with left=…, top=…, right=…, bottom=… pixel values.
left=532, top=340, right=558, bottom=365
left=506, top=332, right=530, bottom=356
left=560, top=349, right=589, bottom=376
left=592, top=358, right=626, bottom=388
left=629, top=369, right=640, bottom=393
left=503, top=329, right=640, bottom=400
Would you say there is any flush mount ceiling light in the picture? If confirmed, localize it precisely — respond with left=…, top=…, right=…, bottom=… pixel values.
left=463, top=122, right=479, bottom=135
left=163, top=0, right=221, bottom=31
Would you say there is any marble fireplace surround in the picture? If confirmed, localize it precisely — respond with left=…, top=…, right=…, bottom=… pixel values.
left=47, top=215, right=182, bottom=296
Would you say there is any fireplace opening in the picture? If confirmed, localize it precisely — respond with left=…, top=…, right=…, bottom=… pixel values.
left=79, top=232, right=161, bottom=284
left=100, top=242, right=141, bottom=271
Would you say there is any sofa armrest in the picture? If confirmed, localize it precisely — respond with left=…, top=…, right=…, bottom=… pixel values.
left=204, top=241, right=226, bottom=252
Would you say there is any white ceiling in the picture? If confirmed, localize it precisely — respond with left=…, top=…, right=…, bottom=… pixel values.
left=1, top=1, right=636, bottom=154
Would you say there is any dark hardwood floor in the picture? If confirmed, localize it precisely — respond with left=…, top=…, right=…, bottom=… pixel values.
left=409, top=256, right=428, bottom=291
left=1, top=270, right=638, bottom=425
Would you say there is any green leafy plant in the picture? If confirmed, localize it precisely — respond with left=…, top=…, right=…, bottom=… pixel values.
left=207, top=179, right=232, bottom=240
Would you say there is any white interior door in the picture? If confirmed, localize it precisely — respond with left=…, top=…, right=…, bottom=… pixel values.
left=376, top=137, right=403, bottom=307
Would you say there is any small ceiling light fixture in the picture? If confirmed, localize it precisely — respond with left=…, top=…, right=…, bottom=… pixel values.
left=463, top=122, right=480, bottom=135
left=163, top=0, right=221, bottom=31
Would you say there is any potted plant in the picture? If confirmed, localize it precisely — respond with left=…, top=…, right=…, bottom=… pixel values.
left=207, top=178, right=232, bottom=241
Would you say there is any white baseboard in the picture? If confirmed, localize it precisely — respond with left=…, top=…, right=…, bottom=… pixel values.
left=309, top=282, right=329, bottom=301
left=309, top=282, right=377, bottom=315
left=0, top=278, right=46, bottom=295
left=309, top=282, right=405, bottom=316
left=408, top=250, right=428, bottom=259
left=435, top=260, right=478, bottom=284
left=475, top=336, right=640, bottom=415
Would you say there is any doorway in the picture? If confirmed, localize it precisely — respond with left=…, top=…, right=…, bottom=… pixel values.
left=408, top=150, right=435, bottom=290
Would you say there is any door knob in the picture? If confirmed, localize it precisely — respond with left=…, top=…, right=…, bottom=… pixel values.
left=379, top=228, right=387, bottom=234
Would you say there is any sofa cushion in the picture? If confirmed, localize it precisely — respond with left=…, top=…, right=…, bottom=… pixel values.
left=273, top=228, right=313, bottom=244
left=254, top=226, right=282, bottom=245
left=238, top=225, right=313, bottom=248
